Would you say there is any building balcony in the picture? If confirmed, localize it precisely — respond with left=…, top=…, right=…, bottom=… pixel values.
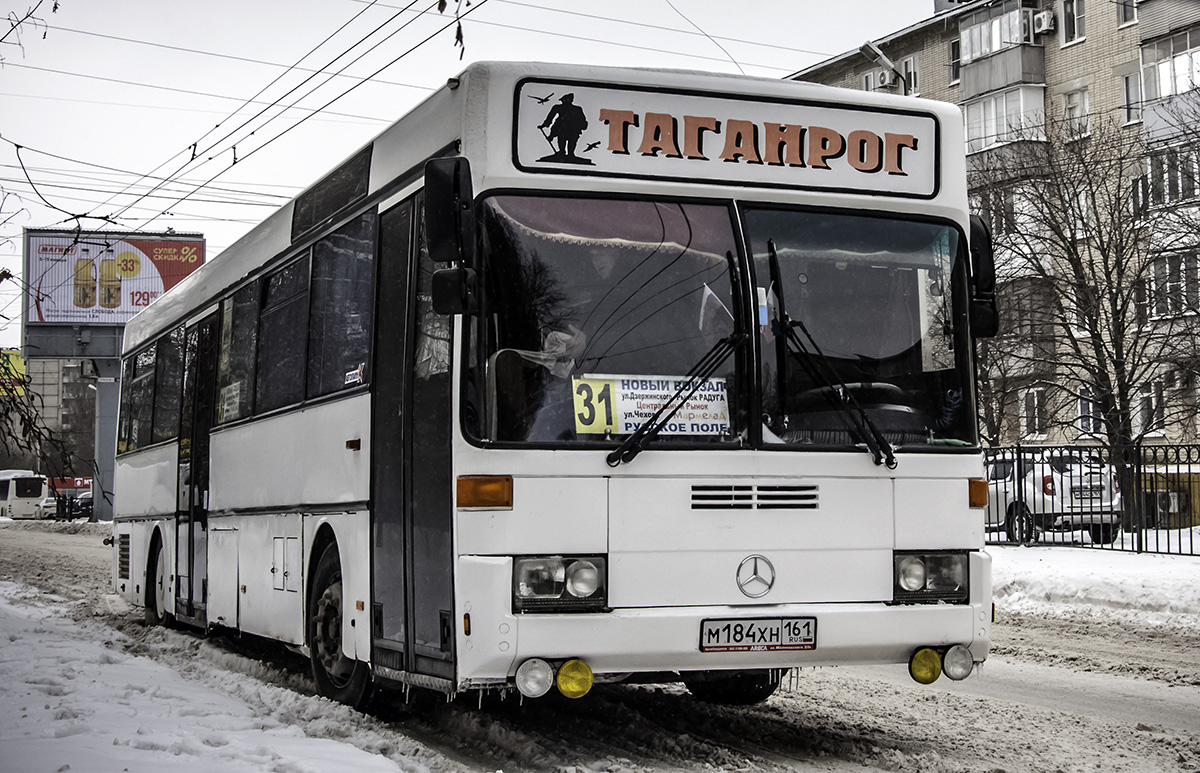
left=960, top=44, right=1045, bottom=101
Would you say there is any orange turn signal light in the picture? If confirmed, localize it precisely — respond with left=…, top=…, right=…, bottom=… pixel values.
left=457, top=475, right=513, bottom=509
left=968, top=477, right=988, bottom=509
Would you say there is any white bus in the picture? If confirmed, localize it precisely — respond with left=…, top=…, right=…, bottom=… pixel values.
left=0, top=469, right=48, bottom=519
left=112, top=61, right=997, bottom=709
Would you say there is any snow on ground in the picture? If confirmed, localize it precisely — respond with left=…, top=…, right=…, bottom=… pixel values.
left=0, top=581, right=418, bottom=773
left=0, top=519, right=1197, bottom=772
left=991, top=536, right=1200, bottom=634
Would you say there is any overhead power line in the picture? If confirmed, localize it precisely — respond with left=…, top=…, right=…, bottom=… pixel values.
left=0, top=91, right=394, bottom=126
left=41, top=23, right=436, bottom=94
left=1, top=62, right=392, bottom=123
left=134, top=0, right=492, bottom=232
left=106, top=0, right=432, bottom=225
left=350, top=0, right=814, bottom=71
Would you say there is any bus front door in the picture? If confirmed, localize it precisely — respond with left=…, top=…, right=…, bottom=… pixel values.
left=372, top=194, right=456, bottom=683
left=176, top=314, right=219, bottom=626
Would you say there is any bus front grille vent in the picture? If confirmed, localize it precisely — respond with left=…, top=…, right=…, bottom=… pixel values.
left=118, top=534, right=131, bottom=580
left=691, top=484, right=819, bottom=511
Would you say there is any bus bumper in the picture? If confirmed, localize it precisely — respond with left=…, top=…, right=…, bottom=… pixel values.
left=453, top=551, right=991, bottom=688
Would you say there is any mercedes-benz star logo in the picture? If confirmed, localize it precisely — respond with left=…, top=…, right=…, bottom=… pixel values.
left=736, top=554, right=776, bottom=598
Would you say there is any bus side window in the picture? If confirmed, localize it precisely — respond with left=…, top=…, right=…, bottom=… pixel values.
left=118, top=355, right=135, bottom=453
left=152, top=327, right=185, bottom=442
left=127, top=347, right=157, bottom=451
left=307, top=210, right=377, bottom=399
left=217, top=282, right=261, bottom=424
left=256, top=256, right=311, bottom=414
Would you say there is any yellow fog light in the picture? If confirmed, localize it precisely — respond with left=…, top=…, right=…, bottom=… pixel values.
left=909, top=647, right=942, bottom=685
left=555, top=658, right=593, bottom=699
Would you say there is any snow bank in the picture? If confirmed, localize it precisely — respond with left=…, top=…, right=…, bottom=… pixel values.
left=0, top=582, right=424, bottom=773
left=991, top=542, right=1200, bottom=633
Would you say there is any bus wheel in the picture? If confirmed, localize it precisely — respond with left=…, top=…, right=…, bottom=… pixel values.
left=682, top=670, right=781, bottom=705
left=308, top=543, right=372, bottom=710
left=145, top=536, right=174, bottom=628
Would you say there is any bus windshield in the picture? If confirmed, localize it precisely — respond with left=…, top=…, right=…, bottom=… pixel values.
left=473, top=195, right=740, bottom=444
left=744, top=207, right=975, bottom=449
left=468, top=195, right=976, bottom=451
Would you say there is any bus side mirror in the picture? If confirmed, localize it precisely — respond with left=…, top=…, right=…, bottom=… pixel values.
left=968, top=214, right=999, bottom=338
left=432, top=267, right=478, bottom=315
left=425, top=157, right=476, bottom=266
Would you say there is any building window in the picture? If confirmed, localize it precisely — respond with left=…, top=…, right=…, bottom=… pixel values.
left=1141, top=28, right=1200, bottom=101
left=1117, top=0, right=1136, bottom=26
left=1136, top=381, right=1165, bottom=435
left=1078, top=387, right=1100, bottom=434
left=960, top=1, right=1035, bottom=65
left=1149, top=252, right=1200, bottom=318
left=1064, top=88, right=1089, bottom=137
left=1003, top=277, right=1054, bottom=339
left=1072, top=281, right=1098, bottom=329
left=1062, top=0, right=1086, bottom=44
left=1069, top=189, right=1095, bottom=239
left=976, top=187, right=1017, bottom=235
left=862, top=70, right=877, bottom=92
left=964, top=86, right=1044, bottom=153
left=949, top=39, right=961, bottom=84
left=901, top=55, right=919, bottom=95
left=1122, top=73, right=1142, bottom=123
left=1023, top=387, right=1047, bottom=438
left=1142, top=146, right=1200, bottom=208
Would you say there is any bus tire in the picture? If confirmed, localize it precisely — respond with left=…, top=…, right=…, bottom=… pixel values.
left=145, top=534, right=174, bottom=628
left=308, top=543, right=373, bottom=710
left=682, top=669, right=781, bottom=705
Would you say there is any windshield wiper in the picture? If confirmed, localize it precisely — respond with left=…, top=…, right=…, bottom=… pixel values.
left=606, top=332, right=746, bottom=467
left=767, top=240, right=897, bottom=469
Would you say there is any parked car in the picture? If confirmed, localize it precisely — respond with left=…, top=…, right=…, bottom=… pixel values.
left=74, top=491, right=93, bottom=521
left=34, top=496, right=57, bottom=520
left=985, top=450, right=1122, bottom=544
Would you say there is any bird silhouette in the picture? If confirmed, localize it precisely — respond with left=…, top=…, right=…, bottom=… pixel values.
left=584, top=141, right=601, bottom=152
left=530, top=92, right=555, bottom=105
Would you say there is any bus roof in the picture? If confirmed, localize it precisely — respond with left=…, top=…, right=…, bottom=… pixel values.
left=123, top=60, right=967, bottom=354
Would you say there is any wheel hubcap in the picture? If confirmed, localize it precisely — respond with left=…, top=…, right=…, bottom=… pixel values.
left=314, top=580, right=353, bottom=684
left=154, top=545, right=168, bottom=615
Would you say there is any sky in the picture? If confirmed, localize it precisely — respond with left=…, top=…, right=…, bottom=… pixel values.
left=2, top=538, right=1198, bottom=772
left=0, top=0, right=938, bottom=349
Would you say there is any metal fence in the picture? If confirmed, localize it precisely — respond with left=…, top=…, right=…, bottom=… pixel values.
left=984, top=443, right=1200, bottom=556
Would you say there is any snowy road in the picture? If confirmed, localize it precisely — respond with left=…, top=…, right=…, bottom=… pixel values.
left=1, top=519, right=1198, bottom=772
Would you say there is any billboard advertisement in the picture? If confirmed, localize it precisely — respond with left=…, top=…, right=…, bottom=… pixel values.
left=24, top=231, right=205, bottom=325
left=1, top=349, right=26, bottom=396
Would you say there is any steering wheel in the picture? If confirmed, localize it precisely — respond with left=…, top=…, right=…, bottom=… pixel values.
left=792, top=381, right=908, bottom=405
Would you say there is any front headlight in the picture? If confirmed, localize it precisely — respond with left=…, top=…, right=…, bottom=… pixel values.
left=893, top=552, right=969, bottom=604
left=514, top=555, right=607, bottom=612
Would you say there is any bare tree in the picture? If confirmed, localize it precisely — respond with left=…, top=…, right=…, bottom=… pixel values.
left=0, top=346, right=94, bottom=482
left=1, top=1, right=57, bottom=62
left=971, top=109, right=1200, bottom=452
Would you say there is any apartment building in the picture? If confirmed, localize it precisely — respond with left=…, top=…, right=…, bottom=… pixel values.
left=1, top=356, right=95, bottom=474
left=796, top=0, right=1200, bottom=448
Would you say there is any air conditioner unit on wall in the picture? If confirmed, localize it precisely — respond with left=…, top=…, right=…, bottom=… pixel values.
left=1033, top=11, right=1056, bottom=34
left=878, top=70, right=895, bottom=87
